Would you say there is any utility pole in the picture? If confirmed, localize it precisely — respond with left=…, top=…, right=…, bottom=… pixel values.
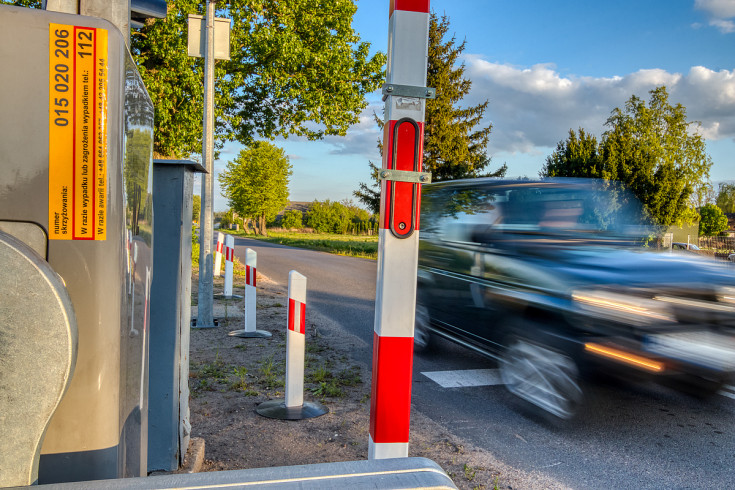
left=197, top=0, right=217, bottom=328
left=368, top=0, right=432, bottom=460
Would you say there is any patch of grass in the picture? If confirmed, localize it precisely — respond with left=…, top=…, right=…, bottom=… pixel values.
left=225, top=230, right=378, bottom=260
left=336, top=366, right=362, bottom=387
left=311, top=380, right=344, bottom=399
left=464, top=463, right=477, bottom=481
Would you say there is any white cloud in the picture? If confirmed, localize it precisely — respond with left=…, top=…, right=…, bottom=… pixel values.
left=695, top=0, right=735, bottom=19
left=462, top=56, right=735, bottom=157
left=694, top=0, right=735, bottom=33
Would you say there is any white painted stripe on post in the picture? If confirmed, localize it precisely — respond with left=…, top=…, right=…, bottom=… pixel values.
left=224, top=234, right=234, bottom=297
left=214, top=232, right=224, bottom=277
left=386, top=10, right=430, bottom=86
left=243, top=248, right=257, bottom=333
left=285, top=271, right=307, bottom=408
left=368, top=436, right=409, bottom=460
left=422, top=369, right=503, bottom=388
left=373, top=229, right=420, bottom=338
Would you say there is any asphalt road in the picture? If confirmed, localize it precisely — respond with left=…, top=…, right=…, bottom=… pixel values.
left=231, top=236, right=735, bottom=489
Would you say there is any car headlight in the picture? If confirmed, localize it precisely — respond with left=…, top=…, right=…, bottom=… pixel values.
left=718, top=287, right=735, bottom=305
left=572, top=290, right=675, bottom=325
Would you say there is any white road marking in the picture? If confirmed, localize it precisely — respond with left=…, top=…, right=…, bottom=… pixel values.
left=421, top=369, right=503, bottom=388
left=719, top=385, right=735, bottom=400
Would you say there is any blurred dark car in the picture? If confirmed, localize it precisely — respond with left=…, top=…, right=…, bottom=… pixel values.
left=416, top=178, right=735, bottom=421
left=672, top=242, right=701, bottom=253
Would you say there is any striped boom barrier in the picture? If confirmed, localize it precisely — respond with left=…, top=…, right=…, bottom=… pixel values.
left=213, top=232, right=224, bottom=277
left=223, top=234, right=234, bottom=297
left=255, top=271, right=326, bottom=420
left=228, top=248, right=271, bottom=338
left=369, top=0, right=431, bottom=460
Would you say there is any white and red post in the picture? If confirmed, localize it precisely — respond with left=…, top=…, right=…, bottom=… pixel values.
left=369, top=0, right=430, bottom=460
left=213, top=231, right=225, bottom=277
left=223, top=234, right=234, bottom=297
left=285, top=270, right=307, bottom=408
left=244, top=248, right=257, bottom=331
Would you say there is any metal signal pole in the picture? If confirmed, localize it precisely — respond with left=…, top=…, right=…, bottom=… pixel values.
left=369, top=0, right=433, bottom=460
left=197, top=0, right=217, bottom=328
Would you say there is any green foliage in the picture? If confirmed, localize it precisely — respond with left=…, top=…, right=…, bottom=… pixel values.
left=699, top=204, right=729, bottom=236
left=1, top=0, right=40, bottom=7
left=354, top=12, right=504, bottom=212
left=716, top=183, right=735, bottom=214
left=424, top=13, right=505, bottom=181
left=542, top=86, right=713, bottom=228
left=305, top=200, right=375, bottom=234
left=280, top=209, right=303, bottom=229
left=228, top=230, right=378, bottom=259
left=131, top=0, right=385, bottom=158
left=219, top=142, right=291, bottom=235
left=192, top=195, right=201, bottom=223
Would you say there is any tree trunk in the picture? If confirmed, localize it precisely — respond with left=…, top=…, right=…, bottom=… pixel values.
left=259, top=216, right=267, bottom=236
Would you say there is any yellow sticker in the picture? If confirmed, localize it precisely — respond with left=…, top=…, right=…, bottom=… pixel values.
left=49, top=24, right=107, bottom=240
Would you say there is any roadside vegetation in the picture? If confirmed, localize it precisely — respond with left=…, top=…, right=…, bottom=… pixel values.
left=226, top=230, right=378, bottom=260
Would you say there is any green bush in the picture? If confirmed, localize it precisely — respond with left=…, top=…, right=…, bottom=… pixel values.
left=305, top=200, right=377, bottom=234
left=281, top=209, right=303, bottom=229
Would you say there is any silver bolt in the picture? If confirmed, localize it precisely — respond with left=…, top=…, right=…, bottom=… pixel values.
left=380, top=170, right=390, bottom=179
left=385, top=85, right=394, bottom=93
left=398, top=222, right=406, bottom=230
left=419, top=175, right=428, bottom=182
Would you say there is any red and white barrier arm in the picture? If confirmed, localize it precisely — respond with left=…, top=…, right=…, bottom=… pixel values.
left=369, top=0, right=431, bottom=460
left=243, top=248, right=257, bottom=333
left=214, top=232, right=225, bottom=277
left=224, top=234, right=234, bottom=297
left=285, top=271, right=307, bottom=408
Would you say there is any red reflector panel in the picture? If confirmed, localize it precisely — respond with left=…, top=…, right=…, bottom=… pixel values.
left=369, top=333, right=414, bottom=443
left=390, top=0, right=430, bottom=15
left=382, top=119, right=423, bottom=237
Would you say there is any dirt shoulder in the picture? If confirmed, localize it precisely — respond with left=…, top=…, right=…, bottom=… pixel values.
left=186, top=270, right=568, bottom=490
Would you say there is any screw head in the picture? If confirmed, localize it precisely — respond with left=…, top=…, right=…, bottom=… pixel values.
left=398, top=222, right=406, bottom=230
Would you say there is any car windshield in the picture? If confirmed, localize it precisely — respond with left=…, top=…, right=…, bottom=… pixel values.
left=423, top=179, right=655, bottom=243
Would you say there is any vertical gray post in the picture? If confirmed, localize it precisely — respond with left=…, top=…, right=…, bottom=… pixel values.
left=197, top=0, right=217, bottom=328
left=149, top=159, right=205, bottom=471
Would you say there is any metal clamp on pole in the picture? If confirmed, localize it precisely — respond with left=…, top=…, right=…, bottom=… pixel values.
left=382, top=83, right=436, bottom=101
left=379, top=169, right=432, bottom=184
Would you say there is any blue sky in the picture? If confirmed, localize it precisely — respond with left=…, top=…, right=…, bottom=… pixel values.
left=209, top=0, right=735, bottom=211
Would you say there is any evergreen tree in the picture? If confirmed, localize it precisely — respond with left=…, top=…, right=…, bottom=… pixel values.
left=424, top=13, right=504, bottom=181
left=354, top=12, right=505, bottom=213
left=542, top=87, right=712, bottom=228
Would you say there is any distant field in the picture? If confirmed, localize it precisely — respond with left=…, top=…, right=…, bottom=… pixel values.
left=227, top=230, right=379, bottom=260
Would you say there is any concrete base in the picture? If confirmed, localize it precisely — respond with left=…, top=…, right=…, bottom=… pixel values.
left=256, top=400, right=328, bottom=420
left=213, top=294, right=243, bottom=300
left=228, top=329, right=271, bottom=339
left=190, top=318, right=219, bottom=329
left=181, top=438, right=205, bottom=474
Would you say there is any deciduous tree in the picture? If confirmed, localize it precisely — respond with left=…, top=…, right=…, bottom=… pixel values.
left=132, top=0, right=385, bottom=158
left=542, top=86, right=712, bottom=228
left=698, top=204, right=729, bottom=236
left=716, top=183, right=735, bottom=214
left=218, top=142, right=291, bottom=235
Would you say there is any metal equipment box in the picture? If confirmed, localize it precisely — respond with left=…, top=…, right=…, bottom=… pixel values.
left=0, top=5, right=154, bottom=483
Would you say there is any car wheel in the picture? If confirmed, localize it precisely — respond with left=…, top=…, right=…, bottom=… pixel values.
left=414, top=300, right=432, bottom=353
left=500, top=336, right=583, bottom=421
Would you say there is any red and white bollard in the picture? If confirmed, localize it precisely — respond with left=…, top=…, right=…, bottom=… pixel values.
left=256, top=270, right=327, bottom=420
left=223, top=234, right=234, bottom=297
left=285, top=271, right=307, bottom=407
left=213, top=232, right=225, bottom=277
left=369, top=0, right=431, bottom=460
left=228, top=248, right=271, bottom=338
